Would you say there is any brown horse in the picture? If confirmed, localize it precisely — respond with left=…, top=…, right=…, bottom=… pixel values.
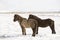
left=13, top=14, right=38, bottom=36
left=28, top=14, right=56, bottom=34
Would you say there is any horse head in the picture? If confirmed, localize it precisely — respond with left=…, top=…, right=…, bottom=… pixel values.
left=13, top=14, right=23, bottom=22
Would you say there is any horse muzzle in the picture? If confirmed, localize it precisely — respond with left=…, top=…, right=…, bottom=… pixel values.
left=13, top=19, right=16, bottom=22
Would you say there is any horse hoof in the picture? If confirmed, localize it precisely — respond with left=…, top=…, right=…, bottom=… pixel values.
left=25, top=33, right=26, bottom=35
left=22, top=34, right=26, bottom=35
left=32, top=34, right=35, bottom=37
left=52, top=32, right=56, bottom=34
left=36, top=32, right=38, bottom=34
left=22, top=33, right=26, bottom=35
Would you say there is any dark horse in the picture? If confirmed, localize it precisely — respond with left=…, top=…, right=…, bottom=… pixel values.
left=13, top=14, right=38, bottom=36
left=28, top=14, right=56, bottom=34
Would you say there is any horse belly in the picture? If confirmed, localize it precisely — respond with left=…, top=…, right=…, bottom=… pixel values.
left=39, top=25, right=48, bottom=27
left=39, top=23, right=48, bottom=27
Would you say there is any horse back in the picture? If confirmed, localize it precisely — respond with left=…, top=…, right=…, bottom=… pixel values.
left=38, top=18, right=54, bottom=27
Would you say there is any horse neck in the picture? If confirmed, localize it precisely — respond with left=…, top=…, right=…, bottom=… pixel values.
left=34, top=16, right=42, bottom=21
left=18, top=16, right=23, bottom=23
left=38, top=18, right=42, bottom=21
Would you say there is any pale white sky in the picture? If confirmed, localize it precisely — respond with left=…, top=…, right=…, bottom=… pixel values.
left=0, top=0, right=60, bottom=12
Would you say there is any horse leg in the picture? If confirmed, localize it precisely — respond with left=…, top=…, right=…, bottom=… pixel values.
left=36, top=27, right=38, bottom=34
left=50, top=22, right=56, bottom=34
left=21, top=26, right=26, bottom=35
left=31, top=25, right=37, bottom=37
left=32, top=28, right=36, bottom=37
left=35, top=22, right=38, bottom=34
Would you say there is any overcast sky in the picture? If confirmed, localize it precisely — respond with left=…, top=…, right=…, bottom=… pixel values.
left=0, top=0, right=60, bottom=12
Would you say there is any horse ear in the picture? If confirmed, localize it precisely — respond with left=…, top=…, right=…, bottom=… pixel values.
left=29, top=14, right=32, bottom=16
left=14, top=14, right=18, bottom=17
left=15, top=14, right=17, bottom=16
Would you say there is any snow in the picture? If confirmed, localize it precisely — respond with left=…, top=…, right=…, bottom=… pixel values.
left=0, top=13, right=60, bottom=40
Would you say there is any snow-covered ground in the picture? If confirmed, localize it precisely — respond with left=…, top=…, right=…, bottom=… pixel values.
left=0, top=13, right=60, bottom=40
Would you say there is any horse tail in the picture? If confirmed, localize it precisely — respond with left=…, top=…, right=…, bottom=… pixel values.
left=52, top=20, right=54, bottom=26
left=50, top=20, right=56, bottom=34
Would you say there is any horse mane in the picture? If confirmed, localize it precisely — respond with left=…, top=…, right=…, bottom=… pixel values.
left=15, top=14, right=22, bottom=18
left=29, top=14, right=53, bottom=20
left=29, top=14, right=42, bottom=21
